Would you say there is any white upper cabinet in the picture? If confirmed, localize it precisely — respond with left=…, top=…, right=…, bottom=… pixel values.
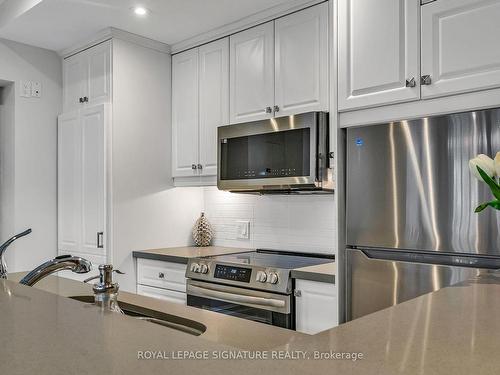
left=172, top=48, right=200, bottom=177
left=338, top=0, right=420, bottom=111
left=421, top=0, right=500, bottom=99
left=63, top=41, right=111, bottom=112
left=198, top=38, right=229, bottom=176
left=275, top=2, right=329, bottom=116
left=87, top=42, right=112, bottom=107
left=63, top=55, right=86, bottom=112
left=230, top=22, right=275, bottom=124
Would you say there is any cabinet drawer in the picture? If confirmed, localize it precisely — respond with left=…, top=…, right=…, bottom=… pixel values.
left=137, top=285, right=186, bottom=305
left=137, top=258, right=187, bottom=292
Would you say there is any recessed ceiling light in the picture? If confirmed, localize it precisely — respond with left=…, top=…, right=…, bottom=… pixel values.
left=133, top=6, right=148, bottom=16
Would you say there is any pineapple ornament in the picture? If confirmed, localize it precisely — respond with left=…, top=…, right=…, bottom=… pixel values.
left=192, top=212, right=214, bottom=247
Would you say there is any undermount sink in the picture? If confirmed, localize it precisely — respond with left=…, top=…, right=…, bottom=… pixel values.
left=69, top=295, right=206, bottom=336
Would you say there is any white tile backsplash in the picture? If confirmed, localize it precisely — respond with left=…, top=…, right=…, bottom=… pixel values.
left=202, top=187, right=336, bottom=255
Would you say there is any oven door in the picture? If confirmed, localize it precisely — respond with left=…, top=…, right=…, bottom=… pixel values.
left=217, top=112, right=325, bottom=192
left=187, top=280, right=293, bottom=329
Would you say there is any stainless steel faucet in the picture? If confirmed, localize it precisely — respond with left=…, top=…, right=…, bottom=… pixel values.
left=20, top=255, right=92, bottom=286
left=0, top=229, right=32, bottom=279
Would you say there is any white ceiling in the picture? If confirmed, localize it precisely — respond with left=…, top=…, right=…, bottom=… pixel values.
left=0, top=0, right=291, bottom=52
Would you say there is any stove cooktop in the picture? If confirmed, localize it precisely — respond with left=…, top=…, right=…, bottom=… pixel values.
left=209, top=251, right=333, bottom=270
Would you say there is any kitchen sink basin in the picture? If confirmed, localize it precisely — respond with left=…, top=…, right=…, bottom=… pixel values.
left=69, top=295, right=206, bottom=336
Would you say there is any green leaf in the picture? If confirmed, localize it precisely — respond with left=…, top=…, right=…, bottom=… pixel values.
left=475, top=200, right=500, bottom=213
left=477, top=166, right=500, bottom=200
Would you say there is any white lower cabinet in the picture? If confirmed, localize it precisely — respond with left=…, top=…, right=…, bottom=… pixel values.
left=137, top=285, right=187, bottom=304
left=58, top=104, right=107, bottom=265
left=136, top=258, right=187, bottom=305
left=295, top=279, right=337, bottom=334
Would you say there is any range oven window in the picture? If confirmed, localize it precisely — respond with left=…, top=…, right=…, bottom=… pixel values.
left=220, top=128, right=310, bottom=180
left=187, top=295, right=292, bottom=329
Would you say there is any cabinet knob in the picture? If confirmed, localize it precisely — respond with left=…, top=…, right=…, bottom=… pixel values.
left=273, top=105, right=280, bottom=113
left=79, top=97, right=84, bottom=103
left=294, top=290, right=302, bottom=297
left=197, top=164, right=203, bottom=170
left=420, top=75, right=432, bottom=85
left=265, top=106, right=273, bottom=114
left=158, top=272, right=165, bottom=279
left=83, top=96, right=89, bottom=103
left=191, top=164, right=197, bottom=170
left=405, top=77, right=416, bottom=88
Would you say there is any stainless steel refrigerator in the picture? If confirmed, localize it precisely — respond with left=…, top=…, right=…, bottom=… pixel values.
left=346, top=108, right=500, bottom=321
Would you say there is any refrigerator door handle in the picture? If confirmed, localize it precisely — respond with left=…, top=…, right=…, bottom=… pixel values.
left=353, top=247, right=500, bottom=270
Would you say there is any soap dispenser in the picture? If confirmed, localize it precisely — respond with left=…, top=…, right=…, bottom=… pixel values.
left=84, top=264, right=124, bottom=314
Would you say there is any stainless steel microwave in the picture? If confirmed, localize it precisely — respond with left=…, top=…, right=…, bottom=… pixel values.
left=217, top=112, right=333, bottom=194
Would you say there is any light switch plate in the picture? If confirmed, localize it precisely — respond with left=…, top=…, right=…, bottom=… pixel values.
left=236, top=220, right=250, bottom=240
left=20, top=81, right=31, bottom=97
left=31, top=81, right=41, bottom=98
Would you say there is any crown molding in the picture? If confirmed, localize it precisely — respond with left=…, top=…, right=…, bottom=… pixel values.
left=170, top=0, right=326, bottom=54
left=59, top=27, right=171, bottom=58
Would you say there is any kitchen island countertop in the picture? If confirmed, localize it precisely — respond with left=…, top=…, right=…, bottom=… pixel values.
left=3, top=271, right=500, bottom=374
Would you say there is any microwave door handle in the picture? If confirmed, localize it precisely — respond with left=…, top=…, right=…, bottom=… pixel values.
left=188, top=285, right=285, bottom=308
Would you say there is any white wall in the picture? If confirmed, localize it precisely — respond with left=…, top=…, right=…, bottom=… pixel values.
left=111, top=39, right=203, bottom=292
left=0, top=38, right=62, bottom=272
left=202, top=186, right=336, bottom=254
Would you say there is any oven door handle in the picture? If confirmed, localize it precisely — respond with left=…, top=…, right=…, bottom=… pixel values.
left=188, top=285, right=286, bottom=308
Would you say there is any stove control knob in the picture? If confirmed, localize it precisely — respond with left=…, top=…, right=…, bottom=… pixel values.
left=267, top=272, right=278, bottom=284
left=190, top=263, right=200, bottom=273
left=199, top=264, right=209, bottom=274
left=255, top=271, right=267, bottom=283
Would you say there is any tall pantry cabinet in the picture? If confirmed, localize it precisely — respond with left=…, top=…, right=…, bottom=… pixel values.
left=58, top=34, right=171, bottom=279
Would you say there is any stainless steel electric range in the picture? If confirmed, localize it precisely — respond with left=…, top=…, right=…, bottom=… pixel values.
left=185, top=250, right=333, bottom=329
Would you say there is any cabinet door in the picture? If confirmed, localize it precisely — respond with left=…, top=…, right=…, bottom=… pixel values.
left=230, top=22, right=274, bottom=124
left=137, top=285, right=187, bottom=305
left=86, top=41, right=111, bottom=105
left=63, top=54, right=85, bottom=112
left=172, top=49, right=200, bottom=177
left=199, top=38, right=229, bottom=176
left=421, top=0, right=500, bottom=99
left=338, top=0, right=420, bottom=111
left=80, top=105, right=106, bottom=257
left=295, top=279, right=337, bottom=334
left=58, top=111, right=81, bottom=253
left=275, top=3, right=329, bottom=116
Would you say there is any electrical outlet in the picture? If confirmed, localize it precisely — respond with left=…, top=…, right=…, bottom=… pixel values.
left=236, top=220, right=250, bottom=240
left=20, top=81, right=32, bottom=97
left=31, top=81, right=41, bottom=98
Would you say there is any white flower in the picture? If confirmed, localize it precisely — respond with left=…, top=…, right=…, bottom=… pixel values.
left=495, top=152, right=500, bottom=177
left=469, top=154, right=496, bottom=180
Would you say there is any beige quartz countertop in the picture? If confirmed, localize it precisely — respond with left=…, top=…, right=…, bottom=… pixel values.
left=3, top=271, right=500, bottom=374
left=291, top=262, right=335, bottom=283
left=132, top=246, right=251, bottom=264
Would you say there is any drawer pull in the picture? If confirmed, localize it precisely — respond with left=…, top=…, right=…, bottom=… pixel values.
left=158, top=272, right=165, bottom=279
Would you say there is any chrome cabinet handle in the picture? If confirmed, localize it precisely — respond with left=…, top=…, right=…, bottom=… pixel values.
left=273, top=105, right=280, bottom=113
left=421, top=75, right=432, bottom=85
left=405, top=77, right=416, bottom=87
left=191, top=164, right=197, bottom=170
left=97, top=232, right=104, bottom=248
left=265, top=106, right=273, bottom=114
left=197, top=164, right=203, bottom=170
left=158, top=272, right=165, bottom=279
